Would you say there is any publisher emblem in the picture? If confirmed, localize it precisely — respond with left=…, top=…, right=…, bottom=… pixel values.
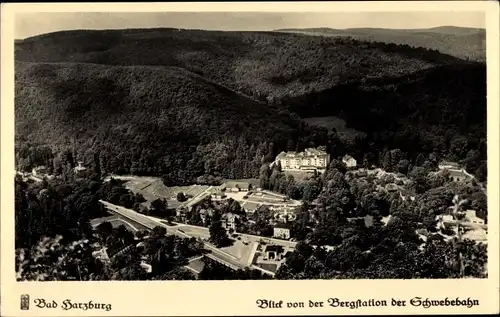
left=20, top=294, right=30, bottom=310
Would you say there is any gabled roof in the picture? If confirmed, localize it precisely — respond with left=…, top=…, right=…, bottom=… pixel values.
left=265, top=245, right=284, bottom=253
left=439, top=161, right=460, bottom=168
left=447, top=169, right=468, bottom=178
left=274, top=222, right=290, bottom=229
left=276, top=151, right=288, bottom=160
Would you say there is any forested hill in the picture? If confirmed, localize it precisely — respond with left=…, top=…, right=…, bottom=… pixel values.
left=274, top=26, right=486, bottom=62
left=281, top=62, right=487, bottom=166
left=15, top=28, right=486, bottom=182
left=15, top=61, right=327, bottom=182
left=15, top=28, right=464, bottom=100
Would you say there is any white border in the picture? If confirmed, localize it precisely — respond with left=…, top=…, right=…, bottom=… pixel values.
left=1, top=2, right=499, bottom=316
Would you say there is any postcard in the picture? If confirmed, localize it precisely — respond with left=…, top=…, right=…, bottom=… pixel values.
left=1, top=1, right=499, bottom=316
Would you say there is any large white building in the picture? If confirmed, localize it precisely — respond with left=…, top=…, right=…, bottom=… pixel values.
left=275, top=148, right=330, bottom=173
left=437, top=161, right=474, bottom=182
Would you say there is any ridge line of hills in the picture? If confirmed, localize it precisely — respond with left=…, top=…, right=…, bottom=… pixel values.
left=273, top=26, right=485, bottom=62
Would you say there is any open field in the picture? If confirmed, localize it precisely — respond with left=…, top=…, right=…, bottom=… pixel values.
left=110, top=175, right=211, bottom=209
left=222, top=178, right=260, bottom=188
left=90, top=215, right=150, bottom=232
left=109, top=175, right=301, bottom=215
left=241, top=201, right=261, bottom=212
left=303, top=116, right=366, bottom=139
left=256, top=263, right=278, bottom=273
left=283, top=170, right=314, bottom=183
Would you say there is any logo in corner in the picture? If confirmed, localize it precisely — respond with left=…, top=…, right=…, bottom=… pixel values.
left=20, top=294, right=30, bottom=310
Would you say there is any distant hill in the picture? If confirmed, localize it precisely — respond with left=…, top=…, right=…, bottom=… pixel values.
left=15, top=28, right=463, bottom=100
left=274, top=26, right=485, bottom=61
left=15, top=61, right=327, bottom=181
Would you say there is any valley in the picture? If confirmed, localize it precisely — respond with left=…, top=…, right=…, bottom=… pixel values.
left=14, top=25, right=488, bottom=281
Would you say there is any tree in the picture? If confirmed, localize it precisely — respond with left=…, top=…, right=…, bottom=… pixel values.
left=259, top=164, right=271, bottom=189
left=209, top=211, right=231, bottom=247
left=451, top=195, right=468, bottom=277
left=409, top=166, right=430, bottom=194
left=96, top=221, right=113, bottom=238
left=177, top=192, right=187, bottom=202
left=149, top=198, right=173, bottom=221
left=474, top=161, right=486, bottom=182
left=302, top=178, right=322, bottom=202
left=229, top=200, right=243, bottom=215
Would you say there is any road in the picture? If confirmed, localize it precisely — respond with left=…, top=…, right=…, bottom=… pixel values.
left=99, top=200, right=246, bottom=270
left=91, top=216, right=143, bottom=232
left=174, top=221, right=298, bottom=249
left=180, top=186, right=213, bottom=209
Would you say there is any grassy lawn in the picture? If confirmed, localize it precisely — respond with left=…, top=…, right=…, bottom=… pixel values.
left=256, top=263, right=278, bottom=273
left=222, top=178, right=260, bottom=187
left=283, top=170, right=313, bottom=183
left=303, top=116, right=366, bottom=140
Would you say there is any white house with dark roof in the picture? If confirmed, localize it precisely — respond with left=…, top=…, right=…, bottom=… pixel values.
left=273, top=222, right=291, bottom=240
left=436, top=161, right=474, bottom=182
left=275, top=147, right=330, bottom=173
left=447, top=168, right=474, bottom=182
left=342, top=155, right=357, bottom=168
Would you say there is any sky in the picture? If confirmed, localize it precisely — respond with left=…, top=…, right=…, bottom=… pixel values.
left=15, top=11, right=485, bottom=39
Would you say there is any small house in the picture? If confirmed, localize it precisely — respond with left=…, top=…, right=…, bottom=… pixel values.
left=32, top=165, right=48, bottom=177
left=220, top=181, right=251, bottom=192
left=465, top=210, right=485, bottom=225
left=342, top=155, right=357, bottom=168
left=92, top=247, right=110, bottom=264
left=273, top=222, right=291, bottom=240
left=447, top=169, right=473, bottom=182
left=221, top=213, right=239, bottom=232
left=74, top=161, right=88, bottom=177
left=211, top=191, right=226, bottom=200
left=265, top=245, right=285, bottom=260
left=385, top=183, right=399, bottom=192
left=140, top=261, right=153, bottom=273
left=436, top=214, right=454, bottom=223
left=438, top=161, right=460, bottom=170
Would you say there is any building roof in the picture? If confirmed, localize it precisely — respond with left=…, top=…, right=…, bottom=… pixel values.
left=439, top=161, right=460, bottom=168
left=343, top=154, right=355, bottom=161
left=447, top=169, right=469, bottom=178
left=277, top=148, right=328, bottom=160
left=304, top=148, right=324, bottom=155
left=274, top=222, right=290, bottom=229
left=385, top=183, right=399, bottom=191
left=465, top=209, right=484, bottom=221
left=222, top=212, right=239, bottom=221
left=436, top=214, right=454, bottom=222
left=265, top=245, right=284, bottom=253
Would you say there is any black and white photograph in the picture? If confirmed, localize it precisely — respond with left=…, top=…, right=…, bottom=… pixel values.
left=7, top=5, right=493, bottom=284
